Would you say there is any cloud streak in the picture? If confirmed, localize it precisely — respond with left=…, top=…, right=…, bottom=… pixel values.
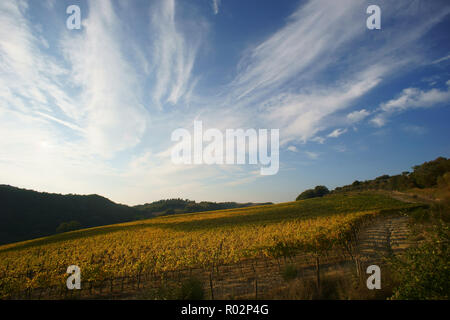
left=212, top=0, right=221, bottom=15
left=150, top=0, right=205, bottom=107
left=211, top=0, right=450, bottom=148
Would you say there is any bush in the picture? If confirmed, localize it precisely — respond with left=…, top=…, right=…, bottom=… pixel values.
left=409, top=208, right=430, bottom=223
left=177, top=277, right=205, bottom=300
left=389, top=222, right=449, bottom=299
left=141, top=282, right=177, bottom=300
left=282, top=264, right=298, bottom=281
left=142, top=277, right=205, bottom=300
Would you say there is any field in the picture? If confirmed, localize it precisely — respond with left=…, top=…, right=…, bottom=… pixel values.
left=0, top=192, right=424, bottom=299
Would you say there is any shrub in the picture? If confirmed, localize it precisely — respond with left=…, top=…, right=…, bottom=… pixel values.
left=56, top=220, right=81, bottom=233
left=389, top=222, right=449, bottom=300
left=177, top=277, right=205, bottom=300
left=409, top=207, right=430, bottom=223
left=282, top=264, right=298, bottom=281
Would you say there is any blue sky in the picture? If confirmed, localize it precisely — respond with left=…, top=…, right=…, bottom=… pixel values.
left=0, top=0, right=449, bottom=205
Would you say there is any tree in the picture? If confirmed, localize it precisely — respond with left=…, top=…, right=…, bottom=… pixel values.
left=314, top=186, right=330, bottom=197
left=296, top=186, right=330, bottom=201
left=56, top=220, right=81, bottom=233
left=411, top=157, right=450, bottom=188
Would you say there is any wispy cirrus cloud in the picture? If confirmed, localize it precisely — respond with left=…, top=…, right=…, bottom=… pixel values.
left=1, top=0, right=449, bottom=204
left=216, top=0, right=450, bottom=147
left=432, top=53, right=450, bottom=64
left=62, top=0, right=148, bottom=157
left=229, top=0, right=366, bottom=103
left=150, top=0, right=206, bottom=107
left=212, top=0, right=221, bottom=15
left=0, top=0, right=74, bottom=119
left=0, top=0, right=149, bottom=197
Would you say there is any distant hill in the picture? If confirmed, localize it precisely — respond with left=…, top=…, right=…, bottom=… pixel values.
left=0, top=185, right=272, bottom=245
left=134, top=199, right=273, bottom=216
left=0, top=185, right=140, bottom=245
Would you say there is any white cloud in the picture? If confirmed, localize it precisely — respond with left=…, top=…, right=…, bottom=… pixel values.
left=327, top=128, right=348, bottom=138
left=381, top=86, right=450, bottom=112
left=287, top=146, right=298, bottom=152
left=370, top=115, right=387, bottom=127
left=347, top=109, right=370, bottom=123
left=311, top=136, right=325, bottom=144
left=261, top=69, right=382, bottom=144
left=305, top=151, right=319, bottom=160
left=371, top=82, right=450, bottom=127
left=212, top=0, right=221, bottom=15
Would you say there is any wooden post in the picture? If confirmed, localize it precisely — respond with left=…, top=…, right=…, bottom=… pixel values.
left=209, top=272, right=214, bottom=300
left=315, top=256, right=320, bottom=291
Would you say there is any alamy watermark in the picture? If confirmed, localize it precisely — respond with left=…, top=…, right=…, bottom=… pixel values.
left=66, top=265, right=81, bottom=290
left=366, top=265, right=381, bottom=289
left=171, top=121, right=279, bottom=175
left=66, top=5, right=81, bottom=30
left=366, top=5, right=381, bottom=30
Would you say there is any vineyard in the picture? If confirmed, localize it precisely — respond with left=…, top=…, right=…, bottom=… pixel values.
left=0, top=192, right=424, bottom=299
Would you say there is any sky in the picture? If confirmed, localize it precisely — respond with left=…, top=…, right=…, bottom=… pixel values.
left=0, top=0, right=449, bottom=205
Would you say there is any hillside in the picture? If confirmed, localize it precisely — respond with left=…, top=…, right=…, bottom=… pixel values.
left=0, top=192, right=425, bottom=299
left=0, top=185, right=272, bottom=245
left=0, top=185, right=140, bottom=245
left=332, top=157, right=450, bottom=194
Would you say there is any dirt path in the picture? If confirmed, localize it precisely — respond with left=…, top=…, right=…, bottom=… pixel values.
left=379, top=190, right=436, bottom=204
left=358, top=214, right=412, bottom=267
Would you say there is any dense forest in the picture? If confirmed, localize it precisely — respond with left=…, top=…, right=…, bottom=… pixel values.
left=0, top=186, right=269, bottom=245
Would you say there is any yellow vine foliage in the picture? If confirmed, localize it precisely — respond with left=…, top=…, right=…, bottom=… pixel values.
left=0, top=192, right=420, bottom=296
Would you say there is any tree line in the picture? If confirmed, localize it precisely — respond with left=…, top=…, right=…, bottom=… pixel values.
left=296, top=157, right=450, bottom=200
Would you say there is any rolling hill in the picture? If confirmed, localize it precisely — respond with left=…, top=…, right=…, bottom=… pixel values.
left=0, top=185, right=270, bottom=245
left=0, top=191, right=425, bottom=299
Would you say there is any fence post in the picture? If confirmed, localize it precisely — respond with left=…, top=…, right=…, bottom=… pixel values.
left=209, top=272, right=214, bottom=300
